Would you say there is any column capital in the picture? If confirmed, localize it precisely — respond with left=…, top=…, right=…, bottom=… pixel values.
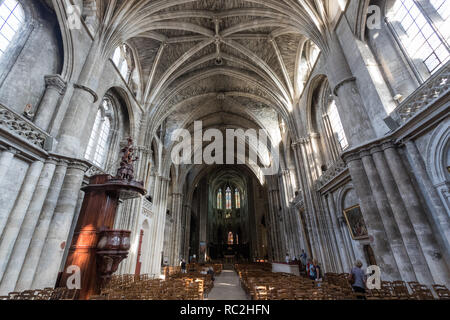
left=359, top=150, right=372, bottom=159
left=342, top=152, right=361, bottom=164
left=68, top=160, right=91, bottom=172
left=45, top=156, right=59, bottom=165
left=44, top=75, right=67, bottom=95
left=57, top=159, right=70, bottom=167
left=4, top=147, right=19, bottom=155
left=370, top=145, right=384, bottom=155
left=380, top=140, right=396, bottom=151
left=158, top=175, right=170, bottom=182
left=73, top=83, right=98, bottom=103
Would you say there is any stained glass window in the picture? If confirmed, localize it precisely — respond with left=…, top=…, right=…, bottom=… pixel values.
left=217, top=189, right=223, bottom=209
left=228, top=232, right=234, bottom=245
left=225, top=187, right=232, bottom=210
left=235, top=189, right=241, bottom=209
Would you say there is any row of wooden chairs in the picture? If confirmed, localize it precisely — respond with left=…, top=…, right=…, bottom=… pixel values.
left=324, top=272, right=450, bottom=300
left=236, top=264, right=450, bottom=300
left=0, top=287, right=79, bottom=300
left=186, top=263, right=223, bottom=275
left=92, top=273, right=215, bottom=300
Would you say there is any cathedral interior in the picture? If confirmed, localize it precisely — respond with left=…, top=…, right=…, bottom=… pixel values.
left=0, top=0, right=448, bottom=300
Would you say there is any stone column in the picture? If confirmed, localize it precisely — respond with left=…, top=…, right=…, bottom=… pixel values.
left=326, top=194, right=350, bottom=272
left=198, top=181, right=208, bottom=263
left=0, top=147, right=17, bottom=182
left=0, top=148, right=19, bottom=236
left=31, top=160, right=89, bottom=290
left=183, top=204, right=192, bottom=260
left=56, top=38, right=104, bottom=158
left=361, top=149, right=419, bottom=282
left=405, top=140, right=450, bottom=251
left=343, top=153, right=401, bottom=281
left=34, top=75, right=67, bottom=131
left=0, top=158, right=57, bottom=294
left=296, top=140, right=318, bottom=257
left=321, top=195, right=343, bottom=272
left=310, top=133, right=325, bottom=175
left=383, top=143, right=450, bottom=286
left=15, top=160, right=68, bottom=291
left=326, top=35, right=376, bottom=147
left=149, top=176, right=169, bottom=275
left=267, top=188, right=281, bottom=261
left=278, top=171, right=294, bottom=256
left=171, top=193, right=184, bottom=265
left=0, top=160, right=44, bottom=282
left=339, top=214, right=357, bottom=264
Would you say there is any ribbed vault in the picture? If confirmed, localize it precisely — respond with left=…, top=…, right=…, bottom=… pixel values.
left=70, top=0, right=347, bottom=141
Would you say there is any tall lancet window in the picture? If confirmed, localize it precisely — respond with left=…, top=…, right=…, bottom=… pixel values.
left=235, top=189, right=241, bottom=209
left=228, top=232, right=234, bottom=245
left=0, top=0, right=25, bottom=58
left=85, top=98, right=113, bottom=168
left=217, top=189, right=223, bottom=209
left=389, top=0, right=450, bottom=76
left=112, top=44, right=133, bottom=81
left=328, top=100, right=348, bottom=151
left=225, top=187, right=232, bottom=210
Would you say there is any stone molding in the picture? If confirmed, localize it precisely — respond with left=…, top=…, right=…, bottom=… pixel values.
left=44, top=74, right=67, bottom=95
left=315, top=158, right=348, bottom=190
left=342, top=139, right=397, bottom=164
left=393, top=61, right=449, bottom=123
left=73, top=83, right=99, bottom=103
left=142, top=198, right=154, bottom=218
left=333, top=77, right=356, bottom=96
left=0, top=103, right=50, bottom=150
left=85, top=165, right=107, bottom=177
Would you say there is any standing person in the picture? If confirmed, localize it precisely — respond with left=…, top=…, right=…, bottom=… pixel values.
left=349, top=260, right=367, bottom=299
left=207, top=266, right=215, bottom=281
left=313, top=259, right=322, bottom=282
left=306, top=259, right=315, bottom=280
left=285, top=253, right=290, bottom=264
left=181, top=259, right=187, bottom=274
left=300, top=250, right=307, bottom=267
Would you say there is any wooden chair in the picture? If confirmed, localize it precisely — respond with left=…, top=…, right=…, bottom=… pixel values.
left=432, top=285, right=450, bottom=300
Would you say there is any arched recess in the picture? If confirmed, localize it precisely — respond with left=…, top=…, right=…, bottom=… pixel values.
left=84, top=86, right=132, bottom=172
left=136, top=219, right=150, bottom=275
left=337, top=185, right=367, bottom=267
left=111, top=42, right=142, bottom=99
left=0, top=0, right=64, bottom=112
left=306, top=75, right=349, bottom=177
left=426, top=118, right=450, bottom=213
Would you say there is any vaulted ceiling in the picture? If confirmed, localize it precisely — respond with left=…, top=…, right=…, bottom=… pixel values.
left=107, top=0, right=343, bottom=137
left=58, top=1, right=346, bottom=152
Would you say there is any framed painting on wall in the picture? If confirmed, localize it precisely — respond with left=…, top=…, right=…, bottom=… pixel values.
left=343, top=205, right=369, bottom=240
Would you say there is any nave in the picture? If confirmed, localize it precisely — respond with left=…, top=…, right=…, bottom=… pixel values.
left=1, top=262, right=449, bottom=301
left=0, top=0, right=448, bottom=301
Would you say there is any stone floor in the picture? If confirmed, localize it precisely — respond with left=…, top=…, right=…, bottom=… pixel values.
left=206, top=270, right=248, bottom=300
